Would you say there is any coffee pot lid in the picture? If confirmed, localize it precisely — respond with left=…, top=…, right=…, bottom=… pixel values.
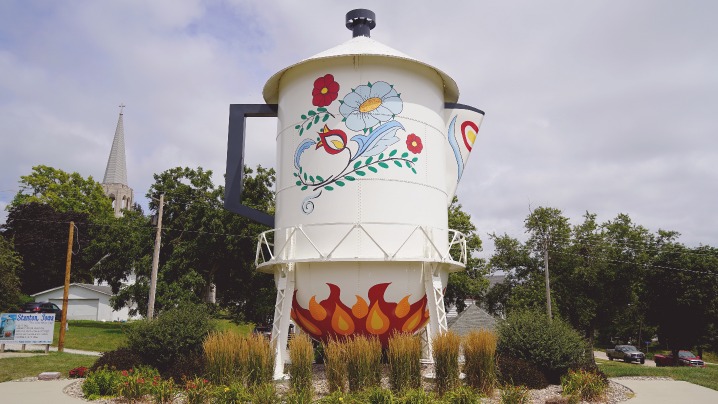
left=262, top=9, right=459, bottom=104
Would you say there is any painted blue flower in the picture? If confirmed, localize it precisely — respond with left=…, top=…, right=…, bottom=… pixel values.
left=339, top=81, right=402, bottom=131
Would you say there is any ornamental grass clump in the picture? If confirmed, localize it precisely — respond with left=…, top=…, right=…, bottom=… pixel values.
left=561, top=368, right=607, bottom=401
left=323, top=337, right=348, bottom=393
left=246, top=333, right=275, bottom=387
left=344, top=335, right=382, bottom=392
left=289, top=333, right=314, bottom=401
left=203, top=330, right=247, bottom=384
left=432, top=331, right=461, bottom=395
left=388, top=332, right=422, bottom=393
left=463, top=329, right=498, bottom=395
left=500, top=384, right=530, bottom=404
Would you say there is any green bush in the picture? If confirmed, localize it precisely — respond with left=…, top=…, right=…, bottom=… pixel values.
left=90, top=347, right=144, bottom=372
left=441, top=385, right=482, bottom=403
left=125, top=303, right=214, bottom=372
left=496, top=310, right=589, bottom=383
left=561, top=368, right=608, bottom=401
left=399, top=388, right=438, bottom=403
left=82, top=367, right=121, bottom=399
left=499, top=384, right=530, bottom=404
left=496, top=355, right=548, bottom=389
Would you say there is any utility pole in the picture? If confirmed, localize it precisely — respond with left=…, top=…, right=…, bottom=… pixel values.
left=58, top=221, right=74, bottom=352
left=544, top=237, right=552, bottom=320
left=147, top=194, right=164, bottom=319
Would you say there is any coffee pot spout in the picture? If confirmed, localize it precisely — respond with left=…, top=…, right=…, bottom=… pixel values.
left=444, top=103, right=485, bottom=204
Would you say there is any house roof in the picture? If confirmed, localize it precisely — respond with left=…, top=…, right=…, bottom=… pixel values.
left=447, top=303, right=498, bottom=337
left=31, top=283, right=113, bottom=297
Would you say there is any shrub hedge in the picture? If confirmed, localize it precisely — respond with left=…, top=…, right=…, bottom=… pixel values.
left=497, top=310, right=589, bottom=383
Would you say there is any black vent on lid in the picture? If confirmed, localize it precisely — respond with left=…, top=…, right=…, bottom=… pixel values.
left=346, top=9, right=376, bottom=38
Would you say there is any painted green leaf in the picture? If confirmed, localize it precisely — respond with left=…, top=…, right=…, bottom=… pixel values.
left=314, top=115, right=320, bottom=124
left=366, top=156, right=373, bottom=165
left=294, top=125, right=300, bottom=129
left=378, top=162, right=389, bottom=169
left=295, top=180, right=301, bottom=186
left=368, top=166, right=378, bottom=173
left=389, top=149, right=398, bottom=157
left=325, top=186, right=334, bottom=191
left=316, top=175, right=324, bottom=182
left=367, top=81, right=372, bottom=87
left=401, top=152, right=409, bottom=158
left=303, top=173, right=307, bottom=180
left=301, top=114, right=307, bottom=120
left=411, top=168, right=417, bottom=174
left=307, top=122, right=312, bottom=130
left=293, top=172, right=298, bottom=177
left=394, top=160, right=402, bottom=167
left=310, top=176, right=315, bottom=183
left=317, top=107, right=327, bottom=112
left=322, top=114, right=329, bottom=122
left=299, top=128, right=304, bottom=136
left=356, top=170, right=366, bottom=176
left=405, top=161, right=411, bottom=168
left=412, top=157, right=418, bottom=162
left=378, top=153, right=384, bottom=160
left=345, top=176, right=356, bottom=181
left=299, top=166, right=303, bottom=173
left=301, top=185, right=308, bottom=190
left=308, top=110, right=316, bottom=116
left=354, top=160, right=362, bottom=169
left=336, top=181, right=345, bottom=187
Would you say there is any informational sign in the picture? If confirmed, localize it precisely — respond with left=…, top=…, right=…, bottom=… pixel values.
left=0, top=313, right=55, bottom=344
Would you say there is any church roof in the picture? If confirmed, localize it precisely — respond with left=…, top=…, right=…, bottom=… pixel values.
left=447, top=304, right=498, bottom=337
left=102, top=106, right=128, bottom=186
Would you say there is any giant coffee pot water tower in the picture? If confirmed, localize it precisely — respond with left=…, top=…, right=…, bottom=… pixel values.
left=225, top=9, right=485, bottom=377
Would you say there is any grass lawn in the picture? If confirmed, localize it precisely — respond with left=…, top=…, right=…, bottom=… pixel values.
left=598, top=359, right=718, bottom=391
left=52, top=320, right=128, bottom=352
left=0, top=352, right=96, bottom=382
left=213, top=319, right=253, bottom=334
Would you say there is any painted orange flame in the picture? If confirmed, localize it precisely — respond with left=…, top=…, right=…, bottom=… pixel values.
left=331, top=304, right=355, bottom=335
left=309, top=296, right=327, bottom=321
left=352, top=295, right=368, bottom=319
left=395, top=296, right=411, bottom=318
left=292, top=283, right=429, bottom=346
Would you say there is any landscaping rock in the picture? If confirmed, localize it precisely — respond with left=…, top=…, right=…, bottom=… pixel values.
left=38, top=372, right=62, bottom=380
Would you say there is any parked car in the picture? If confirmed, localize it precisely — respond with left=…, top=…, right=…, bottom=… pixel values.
left=606, top=345, right=646, bottom=364
left=252, top=325, right=272, bottom=339
left=20, top=302, right=63, bottom=320
left=654, top=351, right=705, bottom=367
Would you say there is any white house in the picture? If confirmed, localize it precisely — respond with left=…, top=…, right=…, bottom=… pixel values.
left=31, top=283, right=133, bottom=321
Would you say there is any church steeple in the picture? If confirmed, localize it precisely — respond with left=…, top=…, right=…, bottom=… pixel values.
left=102, top=104, right=133, bottom=217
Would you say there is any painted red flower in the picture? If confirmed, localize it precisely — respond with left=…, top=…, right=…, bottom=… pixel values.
left=406, top=134, right=423, bottom=154
left=312, top=74, right=340, bottom=107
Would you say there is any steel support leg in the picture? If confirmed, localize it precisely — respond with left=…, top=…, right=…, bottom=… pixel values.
left=422, top=262, right=448, bottom=363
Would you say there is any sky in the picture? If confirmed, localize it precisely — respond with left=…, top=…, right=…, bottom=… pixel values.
left=1, top=0, right=716, bottom=257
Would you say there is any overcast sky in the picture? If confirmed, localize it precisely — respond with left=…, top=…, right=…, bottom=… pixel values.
left=1, top=0, right=716, bottom=256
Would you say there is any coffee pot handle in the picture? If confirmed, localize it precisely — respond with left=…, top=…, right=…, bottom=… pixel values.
left=224, top=103, right=278, bottom=227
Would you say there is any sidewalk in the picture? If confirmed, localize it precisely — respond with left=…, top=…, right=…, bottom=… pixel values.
left=0, top=379, right=85, bottom=403
left=0, top=343, right=101, bottom=357
left=612, top=378, right=718, bottom=403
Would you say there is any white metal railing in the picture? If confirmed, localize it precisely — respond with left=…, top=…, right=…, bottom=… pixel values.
left=255, top=222, right=467, bottom=269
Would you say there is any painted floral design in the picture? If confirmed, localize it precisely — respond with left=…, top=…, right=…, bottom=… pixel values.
left=312, top=74, right=340, bottom=107
left=293, top=76, right=420, bottom=214
left=406, top=134, right=423, bottom=154
left=339, top=81, right=403, bottom=132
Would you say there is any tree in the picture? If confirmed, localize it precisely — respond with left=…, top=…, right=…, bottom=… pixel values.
left=1, top=202, right=93, bottom=294
left=114, top=165, right=276, bottom=322
left=646, top=242, right=718, bottom=362
left=444, top=196, right=488, bottom=313
left=10, top=165, right=113, bottom=220
left=0, top=237, right=23, bottom=311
